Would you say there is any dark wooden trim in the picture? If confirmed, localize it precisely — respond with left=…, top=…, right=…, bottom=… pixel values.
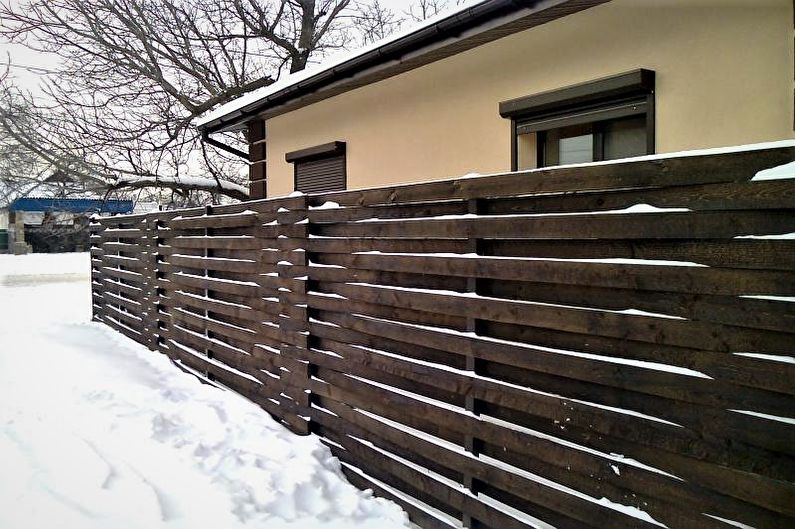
left=510, top=119, right=518, bottom=172
left=285, top=141, right=347, bottom=163
left=515, top=98, right=648, bottom=134
left=646, top=92, right=656, bottom=155
left=201, top=130, right=249, bottom=160
left=499, top=69, right=655, bottom=119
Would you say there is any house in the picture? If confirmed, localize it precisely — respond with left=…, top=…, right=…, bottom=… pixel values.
left=40, top=170, right=88, bottom=197
left=6, top=198, right=134, bottom=254
left=197, top=0, right=794, bottom=200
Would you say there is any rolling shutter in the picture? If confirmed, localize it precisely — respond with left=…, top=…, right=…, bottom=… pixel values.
left=295, top=154, right=346, bottom=193
left=287, top=141, right=347, bottom=193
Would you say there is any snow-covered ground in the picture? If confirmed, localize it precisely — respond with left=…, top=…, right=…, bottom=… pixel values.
left=0, top=253, right=410, bottom=529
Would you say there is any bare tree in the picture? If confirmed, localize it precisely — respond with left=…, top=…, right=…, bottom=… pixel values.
left=349, top=0, right=403, bottom=45
left=0, top=0, right=402, bottom=204
left=404, top=0, right=463, bottom=22
left=0, top=66, right=61, bottom=206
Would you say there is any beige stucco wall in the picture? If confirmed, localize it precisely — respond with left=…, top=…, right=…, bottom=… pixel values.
left=265, top=0, right=794, bottom=197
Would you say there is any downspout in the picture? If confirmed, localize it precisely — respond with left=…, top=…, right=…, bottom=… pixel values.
left=201, top=130, right=250, bottom=160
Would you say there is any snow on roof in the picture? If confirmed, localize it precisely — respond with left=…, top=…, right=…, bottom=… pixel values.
left=195, top=0, right=489, bottom=128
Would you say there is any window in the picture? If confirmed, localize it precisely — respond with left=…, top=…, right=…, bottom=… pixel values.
left=500, top=69, right=655, bottom=170
left=286, top=141, right=346, bottom=193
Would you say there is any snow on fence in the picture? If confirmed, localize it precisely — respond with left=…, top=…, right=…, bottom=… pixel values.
left=89, top=145, right=795, bottom=529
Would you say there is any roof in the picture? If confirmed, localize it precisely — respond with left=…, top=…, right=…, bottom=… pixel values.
left=197, top=0, right=609, bottom=133
left=10, top=198, right=134, bottom=214
left=43, top=170, right=78, bottom=184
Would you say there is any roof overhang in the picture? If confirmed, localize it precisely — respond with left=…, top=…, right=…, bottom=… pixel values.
left=199, top=0, right=611, bottom=134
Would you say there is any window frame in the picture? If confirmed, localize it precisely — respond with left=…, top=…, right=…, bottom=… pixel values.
left=500, top=69, right=655, bottom=171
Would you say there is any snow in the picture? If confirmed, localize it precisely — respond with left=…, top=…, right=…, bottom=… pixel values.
left=734, top=232, right=795, bottom=239
left=346, top=251, right=707, bottom=267
left=733, top=352, right=795, bottom=364
left=116, top=175, right=249, bottom=195
left=476, top=453, right=666, bottom=527
left=729, top=409, right=795, bottom=426
left=752, top=160, right=795, bottom=181
left=311, top=201, right=342, bottom=210
left=0, top=252, right=89, bottom=286
left=704, top=514, right=755, bottom=529
left=740, top=295, right=795, bottom=302
left=353, top=204, right=690, bottom=222
left=0, top=253, right=410, bottom=529
left=346, top=281, right=698, bottom=328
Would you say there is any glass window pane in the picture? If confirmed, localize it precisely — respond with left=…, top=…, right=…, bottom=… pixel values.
left=559, top=134, right=594, bottom=164
left=603, top=116, right=647, bottom=160
left=543, top=123, right=594, bottom=166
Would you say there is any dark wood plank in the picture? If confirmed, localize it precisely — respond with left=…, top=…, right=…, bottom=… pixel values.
left=310, top=252, right=795, bottom=296
left=310, top=147, right=795, bottom=206
left=169, top=211, right=259, bottom=229
left=314, top=210, right=795, bottom=240
left=317, top=282, right=795, bottom=354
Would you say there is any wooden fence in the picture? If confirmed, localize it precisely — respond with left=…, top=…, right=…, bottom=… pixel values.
left=90, top=145, right=795, bottom=529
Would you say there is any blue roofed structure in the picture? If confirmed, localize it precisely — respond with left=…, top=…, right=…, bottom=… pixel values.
left=10, top=197, right=134, bottom=214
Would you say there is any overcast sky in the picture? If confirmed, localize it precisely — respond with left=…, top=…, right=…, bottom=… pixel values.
left=0, top=0, right=440, bottom=93
left=0, top=0, right=61, bottom=91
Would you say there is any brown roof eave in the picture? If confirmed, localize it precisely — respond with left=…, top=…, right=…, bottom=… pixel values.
left=200, top=0, right=611, bottom=134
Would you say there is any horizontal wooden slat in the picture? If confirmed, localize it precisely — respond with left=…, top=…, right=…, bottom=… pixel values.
left=316, top=282, right=794, bottom=354
left=172, top=290, right=260, bottom=322
left=169, top=254, right=260, bottom=274
left=101, top=266, right=144, bottom=283
left=311, top=371, right=668, bottom=529
left=102, top=277, right=143, bottom=298
left=310, top=253, right=795, bottom=296
left=169, top=235, right=263, bottom=250
left=482, top=180, right=795, bottom=214
left=166, top=272, right=261, bottom=297
left=101, top=254, right=145, bottom=270
left=168, top=306, right=260, bottom=345
left=306, top=318, right=795, bottom=473
left=313, top=396, right=744, bottom=529
left=310, top=147, right=795, bottom=206
left=102, top=231, right=145, bottom=240
left=100, top=241, right=141, bottom=253
left=309, top=201, right=468, bottom=223
left=309, top=359, right=794, bottom=521
left=169, top=211, right=259, bottom=229
left=314, top=210, right=795, bottom=240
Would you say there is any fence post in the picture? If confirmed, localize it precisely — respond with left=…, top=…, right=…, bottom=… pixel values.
left=88, top=215, right=105, bottom=323
left=139, top=214, right=159, bottom=351
left=276, top=195, right=312, bottom=435
left=463, top=198, right=484, bottom=529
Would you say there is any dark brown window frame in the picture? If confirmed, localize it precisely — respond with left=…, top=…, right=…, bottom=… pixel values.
left=286, top=141, right=347, bottom=193
left=500, top=69, right=656, bottom=170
